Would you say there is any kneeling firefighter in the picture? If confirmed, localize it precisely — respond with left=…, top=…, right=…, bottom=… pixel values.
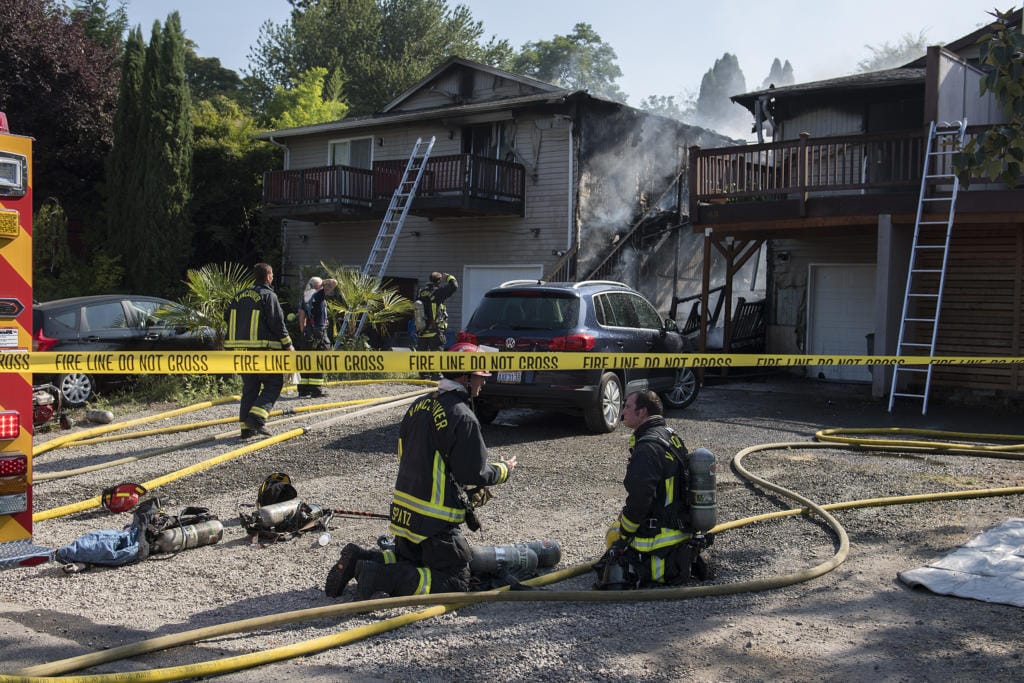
left=324, top=343, right=520, bottom=599
left=594, top=389, right=716, bottom=589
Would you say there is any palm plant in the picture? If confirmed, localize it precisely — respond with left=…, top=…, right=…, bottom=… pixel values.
left=157, top=262, right=255, bottom=349
left=320, top=263, right=413, bottom=349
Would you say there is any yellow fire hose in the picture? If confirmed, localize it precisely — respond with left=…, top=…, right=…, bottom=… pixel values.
left=8, top=431, right=1022, bottom=682
left=33, top=395, right=399, bottom=483
left=31, top=389, right=431, bottom=522
left=32, top=396, right=242, bottom=457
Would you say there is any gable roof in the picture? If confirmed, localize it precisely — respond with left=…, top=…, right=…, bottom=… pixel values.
left=255, top=90, right=582, bottom=140
left=381, top=55, right=564, bottom=113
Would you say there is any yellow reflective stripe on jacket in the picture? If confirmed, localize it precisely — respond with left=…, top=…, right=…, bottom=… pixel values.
left=665, top=475, right=676, bottom=506
left=389, top=523, right=428, bottom=544
left=382, top=549, right=396, bottom=564
left=226, top=309, right=237, bottom=344
left=619, top=513, right=640, bottom=535
left=629, top=527, right=691, bottom=553
left=492, top=461, right=509, bottom=483
left=391, top=489, right=465, bottom=523
left=414, top=567, right=432, bottom=595
left=250, top=309, right=260, bottom=341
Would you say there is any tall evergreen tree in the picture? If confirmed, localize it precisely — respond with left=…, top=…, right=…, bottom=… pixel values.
left=141, top=12, right=193, bottom=295
left=694, top=53, right=750, bottom=137
left=104, top=26, right=145, bottom=250
left=108, top=15, right=193, bottom=294
left=760, top=58, right=795, bottom=89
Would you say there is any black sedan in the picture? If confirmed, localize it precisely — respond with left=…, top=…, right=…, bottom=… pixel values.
left=33, top=295, right=214, bottom=406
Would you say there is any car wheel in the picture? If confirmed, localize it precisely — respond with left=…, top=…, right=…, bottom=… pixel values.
left=473, top=400, right=499, bottom=424
left=57, top=372, right=96, bottom=407
left=661, top=368, right=700, bottom=409
left=584, top=372, right=623, bottom=433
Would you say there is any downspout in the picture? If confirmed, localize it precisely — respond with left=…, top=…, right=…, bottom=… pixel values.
left=267, top=135, right=292, bottom=283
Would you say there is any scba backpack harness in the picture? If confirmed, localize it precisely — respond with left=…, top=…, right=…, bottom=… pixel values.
left=238, top=472, right=333, bottom=544
left=593, top=428, right=716, bottom=589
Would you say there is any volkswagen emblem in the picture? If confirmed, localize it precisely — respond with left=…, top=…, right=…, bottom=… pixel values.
left=504, top=337, right=516, bottom=350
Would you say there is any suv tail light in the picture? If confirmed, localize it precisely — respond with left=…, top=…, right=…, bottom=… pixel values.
left=550, top=334, right=595, bottom=351
left=33, top=327, right=58, bottom=352
left=455, top=331, right=477, bottom=344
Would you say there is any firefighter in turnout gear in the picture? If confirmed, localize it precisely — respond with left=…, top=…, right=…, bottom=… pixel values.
left=595, top=390, right=711, bottom=589
left=324, top=343, right=516, bottom=600
left=415, top=271, right=458, bottom=351
left=224, top=263, right=294, bottom=437
left=297, top=276, right=337, bottom=397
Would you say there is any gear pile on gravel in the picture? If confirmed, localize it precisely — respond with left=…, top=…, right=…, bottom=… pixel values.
left=1, top=376, right=1021, bottom=682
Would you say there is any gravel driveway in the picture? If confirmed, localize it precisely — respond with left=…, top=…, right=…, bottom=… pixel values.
left=1, top=375, right=1021, bottom=682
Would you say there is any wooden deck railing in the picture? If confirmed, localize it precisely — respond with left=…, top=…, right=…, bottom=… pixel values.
left=688, top=125, right=992, bottom=213
left=263, top=154, right=525, bottom=208
left=373, top=154, right=525, bottom=201
left=262, top=165, right=374, bottom=206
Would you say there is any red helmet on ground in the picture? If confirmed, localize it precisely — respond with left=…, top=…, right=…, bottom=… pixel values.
left=446, top=342, right=492, bottom=377
left=101, top=482, right=148, bottom=513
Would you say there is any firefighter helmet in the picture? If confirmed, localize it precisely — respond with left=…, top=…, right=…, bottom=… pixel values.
left=445, top=342, right=492, bottom=377
left=101, top=482, right=148, bottom=513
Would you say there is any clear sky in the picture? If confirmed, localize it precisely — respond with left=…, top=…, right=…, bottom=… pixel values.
left=125, top=0, right=1005, bottom=106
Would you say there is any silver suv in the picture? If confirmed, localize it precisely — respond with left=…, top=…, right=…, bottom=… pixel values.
left=456, top=280, right=699, bottom=432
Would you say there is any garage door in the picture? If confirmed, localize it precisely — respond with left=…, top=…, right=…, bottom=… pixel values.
left=807, top=264, right=875, bottom=382
left=461, top=265, right=543, bottom=329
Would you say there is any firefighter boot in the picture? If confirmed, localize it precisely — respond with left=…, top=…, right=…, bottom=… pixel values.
left=245, top=415, right=272, bottom=437
left=325, top=543, right=366, bottom=597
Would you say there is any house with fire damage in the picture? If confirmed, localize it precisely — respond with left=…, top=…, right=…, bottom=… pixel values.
left=686, top=10, right=1024, bottom=409
left=258, top=56, right=733, bottom=341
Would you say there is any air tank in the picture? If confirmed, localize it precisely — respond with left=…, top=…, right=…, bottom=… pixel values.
left=257, top=498, right=303, bottom=528
left=470, top=540, right=562, bottom=578
left=687, top=448, right=717, bottom=533
left=151, top=519, right=224, bottom=554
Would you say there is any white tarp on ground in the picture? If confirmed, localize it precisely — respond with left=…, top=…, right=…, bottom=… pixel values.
left=898, top=518, right=1024, bottom=607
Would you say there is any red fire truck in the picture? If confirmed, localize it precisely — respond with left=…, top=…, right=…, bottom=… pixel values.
left=0, top=112, right=49, bottom=568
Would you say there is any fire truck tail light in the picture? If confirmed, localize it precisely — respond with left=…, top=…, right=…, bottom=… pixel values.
left=0, top=411, right=19, bottom=440
left=0, top=453, right=27, bottom=477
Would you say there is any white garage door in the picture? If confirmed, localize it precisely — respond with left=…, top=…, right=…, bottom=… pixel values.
left=807, top=264, right=875, bottom=382
left=461, top=264, right=544, bottom=327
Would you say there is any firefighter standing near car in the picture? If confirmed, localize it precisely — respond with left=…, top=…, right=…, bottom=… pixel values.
left=415, top=271, right=458, bottom=351
left=324, top=343, right=516, bottom=600
left=224, top=263, right=294, bottom=438
left=595, top=390, right=712, bottom=589
left=296, top=276, right=337, bottom=398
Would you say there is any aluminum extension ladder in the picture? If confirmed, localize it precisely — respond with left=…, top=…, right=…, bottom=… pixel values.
left=888, top=120, right=967, bottom=414
left=336, top=136, right=435, bottom=345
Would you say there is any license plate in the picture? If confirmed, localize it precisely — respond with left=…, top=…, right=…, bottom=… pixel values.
left=496, top=371, right=521, bottom=384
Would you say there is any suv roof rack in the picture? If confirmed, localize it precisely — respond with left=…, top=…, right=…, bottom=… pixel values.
left=499, top=279, right=545, bottom=287
left=572, top=280, right=629, bottom=289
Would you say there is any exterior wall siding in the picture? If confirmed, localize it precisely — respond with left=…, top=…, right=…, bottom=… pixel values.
left=778, top=107, right=863, bottom=141
left=278, top=110, right=572, bottom=333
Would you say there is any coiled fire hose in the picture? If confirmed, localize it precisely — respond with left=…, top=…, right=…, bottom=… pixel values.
left=7, top=429, right=1022, bottom=682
